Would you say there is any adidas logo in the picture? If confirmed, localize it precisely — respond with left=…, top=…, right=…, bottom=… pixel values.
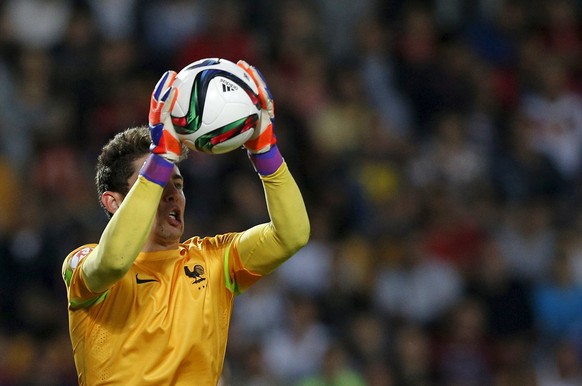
left=220, top=79, right=238, bottom=92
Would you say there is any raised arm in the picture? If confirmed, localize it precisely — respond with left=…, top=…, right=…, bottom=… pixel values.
left=238, top=155, right=310, bottom=274
left=82, top=71, right=182, bottom=293
left=235, top=61, right=310, bottom=274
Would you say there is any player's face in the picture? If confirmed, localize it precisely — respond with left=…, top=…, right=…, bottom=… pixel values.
left=130, top=155, right=186, bottom=250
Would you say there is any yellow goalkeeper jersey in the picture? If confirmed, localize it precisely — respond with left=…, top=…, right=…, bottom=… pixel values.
left=62, top=162, right=309, bottom=386
left=63, top=234, right=260, bottom=386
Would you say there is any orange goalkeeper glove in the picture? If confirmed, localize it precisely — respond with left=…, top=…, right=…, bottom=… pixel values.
left=140, top=71, right=182, bottom=187
left=236, top=60, right=283, bottom=175
left=236, top=60, right=276, bottom=155
left=148, top=70, right=181, bottom=163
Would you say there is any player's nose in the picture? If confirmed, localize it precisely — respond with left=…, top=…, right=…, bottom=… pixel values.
left=163, top=184, right=180, bottom=202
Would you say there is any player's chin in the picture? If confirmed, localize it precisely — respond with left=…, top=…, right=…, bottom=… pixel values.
left=156, top=216, right=183, bottom=238
left=160, top=225, right=183, bottom=245
left=166, top=219, right=184, bottom=238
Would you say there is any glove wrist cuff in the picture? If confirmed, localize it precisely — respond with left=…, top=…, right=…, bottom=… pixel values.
left=140, top=154, right=174, bottom=187
left=248, top=145, right=283, bottom=176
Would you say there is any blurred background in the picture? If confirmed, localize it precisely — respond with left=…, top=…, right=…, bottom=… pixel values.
left=1, top=0, right=582, bottom=385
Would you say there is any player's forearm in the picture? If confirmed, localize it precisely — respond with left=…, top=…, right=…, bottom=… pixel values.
left=82, top=176, right=161, bottom=292
left=238, top=162, right=310, bottom=274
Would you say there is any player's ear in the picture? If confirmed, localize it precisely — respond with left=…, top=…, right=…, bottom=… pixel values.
left=101, top=191, right=124, bottom=215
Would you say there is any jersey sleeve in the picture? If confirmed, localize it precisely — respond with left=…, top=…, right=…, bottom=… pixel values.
left=223, top=234, right=262, bottom=295
left=62, top=244, right=109, bottom=310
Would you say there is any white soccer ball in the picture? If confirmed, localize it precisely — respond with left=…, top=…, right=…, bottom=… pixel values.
left=170, top=58, right=261, bottom=154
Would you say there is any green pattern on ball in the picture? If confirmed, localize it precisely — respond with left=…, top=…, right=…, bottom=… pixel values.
left=194, top=117, right=248, bottom=152
left=184, top=80, right=203, bottom=134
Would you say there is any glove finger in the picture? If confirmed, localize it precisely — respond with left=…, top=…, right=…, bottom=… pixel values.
left=162, top=113, right=182, bottom=159
left=253, top=68, right=275, bottom=119
left=252, top=67, right=272, bottom=101
left=237, top=61, right=270, bottom=109
left=236, top=60, right=251, bottom=73
left=162, top=110, right=179, bottom=139
left=153, top=70, right=177, bottom=102
left=151, top=86, right=178, bottom=125
left=153, top=72, right=171, bottom=101
left=162, top=87, right=178, bottom=114
left=158, top=86, right=176, bottom=109
left=248, top=67, right=274, bottom=118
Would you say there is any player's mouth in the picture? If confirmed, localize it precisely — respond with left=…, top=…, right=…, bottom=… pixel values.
left=167, top=209, right=182, bottom=227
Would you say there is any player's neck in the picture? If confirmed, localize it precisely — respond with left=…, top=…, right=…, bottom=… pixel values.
left=142, top=239, right=180, bottom=253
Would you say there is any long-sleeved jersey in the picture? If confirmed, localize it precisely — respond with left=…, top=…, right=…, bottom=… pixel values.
left=62, top=162, right=309, bottom=385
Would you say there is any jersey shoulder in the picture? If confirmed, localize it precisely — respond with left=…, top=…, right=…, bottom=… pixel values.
left=181, top=233, right=240, bottom=252
left=62, top=244, right=98, bottom=287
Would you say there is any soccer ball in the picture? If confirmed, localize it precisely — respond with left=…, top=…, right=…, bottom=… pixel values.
left=170, top=58, right=261, bottom=154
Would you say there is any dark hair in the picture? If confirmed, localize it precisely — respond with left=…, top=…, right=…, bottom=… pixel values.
left=95, top=125, right=188, bottom=215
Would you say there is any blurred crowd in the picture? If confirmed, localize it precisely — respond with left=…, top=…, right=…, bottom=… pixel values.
left=1, top=0, right=582, bottom=385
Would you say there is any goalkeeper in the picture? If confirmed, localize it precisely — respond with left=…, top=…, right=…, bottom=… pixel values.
left=62, top=62, right=310, bottom=385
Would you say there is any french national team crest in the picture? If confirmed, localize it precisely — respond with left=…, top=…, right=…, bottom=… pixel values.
left=69, top=247, right=93, bottom=270
left=184, top=264, right=206, bottom=287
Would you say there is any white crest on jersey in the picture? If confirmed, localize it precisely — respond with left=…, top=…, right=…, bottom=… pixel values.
left=70, top=247, right=92, bottom=270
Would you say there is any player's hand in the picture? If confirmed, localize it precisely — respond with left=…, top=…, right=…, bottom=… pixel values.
left=149, top=70, right=181, bottom=163
left=237, top=60, right=276, bottom=154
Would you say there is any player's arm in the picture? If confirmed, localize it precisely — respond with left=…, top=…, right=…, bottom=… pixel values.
left=238, top=157, right=310, bottom=274
left=81, top=171, right=166, bottom=293
left=235, top=61, right=310, bottom=275
left=82, top=71, right=183, bottom=293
